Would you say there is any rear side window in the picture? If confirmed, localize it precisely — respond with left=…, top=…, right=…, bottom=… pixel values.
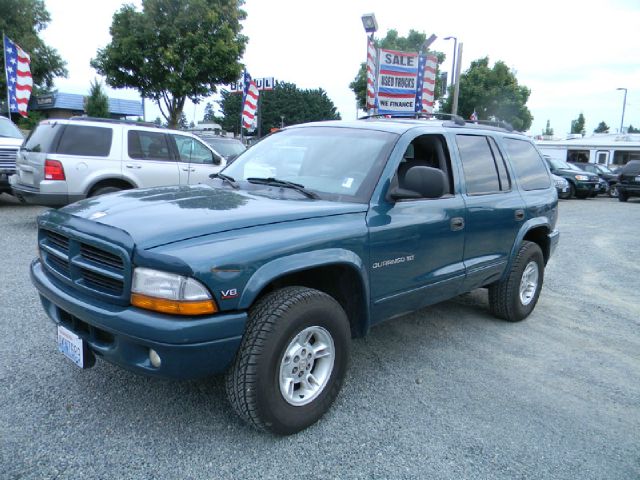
left=23, top=123, right=64, bottom=153
left=57, top=125, right=113, bottom=157
left=128, top=130, right=173, bottom=161
left=503, top=138, right=551, bottom=190
left=456, top=135, right=502, bottom=194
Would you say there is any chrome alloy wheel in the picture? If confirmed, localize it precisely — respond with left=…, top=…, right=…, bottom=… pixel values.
left=519, top=261, right=539, bottom=306
left=279, top=326, right=335, bottom=406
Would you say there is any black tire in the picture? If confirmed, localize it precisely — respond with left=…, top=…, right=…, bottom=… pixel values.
left=618, top=190, right=628, bottom=202
left=90, top=186, right=122, bottom=197
left=225, top=286, right=350, bottom=435
left=488, top=241, right=544, bottom=322
left=568, top=183, right=576, bottom=199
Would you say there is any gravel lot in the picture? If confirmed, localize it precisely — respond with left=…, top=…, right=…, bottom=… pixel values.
left=1, top=193, right=638, bottom=480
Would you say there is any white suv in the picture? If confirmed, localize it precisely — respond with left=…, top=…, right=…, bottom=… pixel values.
left=0, top=115, right=24, bottom=196
left=10, top=117, right=226, bottom=206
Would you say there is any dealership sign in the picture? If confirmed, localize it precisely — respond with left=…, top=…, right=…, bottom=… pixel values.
left=229, top=77, right=276, bottom=93
left=367, top=45, right=437, bottom=116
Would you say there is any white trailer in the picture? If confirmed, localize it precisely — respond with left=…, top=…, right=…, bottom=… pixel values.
left=536, top=134, right=640, bottom=168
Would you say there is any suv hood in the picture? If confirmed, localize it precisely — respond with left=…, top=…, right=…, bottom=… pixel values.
left=62, top=185, right=367, bottom=248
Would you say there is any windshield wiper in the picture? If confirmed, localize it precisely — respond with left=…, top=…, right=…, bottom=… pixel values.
left=246, top=177, right=319, bottom=199
left=209, top=172, right=239, bottom=189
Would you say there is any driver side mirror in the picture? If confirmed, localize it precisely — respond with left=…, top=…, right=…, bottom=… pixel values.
left=388, top=166, right=447, bottom=201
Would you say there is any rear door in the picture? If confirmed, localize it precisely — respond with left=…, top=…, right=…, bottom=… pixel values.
left=125, top=129, right=181, bottom=188
left=453, top=133, right=526, bottom=291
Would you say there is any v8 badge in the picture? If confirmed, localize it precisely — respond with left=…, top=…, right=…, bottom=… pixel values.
left=220, top=288, right=239, bottom=300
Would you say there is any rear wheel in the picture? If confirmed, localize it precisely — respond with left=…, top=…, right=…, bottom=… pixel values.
left=90, top=186, right=122, bottom=197
left=225, top=286, right=350, bottom=435
left=489, top=241, right=544, bottom=322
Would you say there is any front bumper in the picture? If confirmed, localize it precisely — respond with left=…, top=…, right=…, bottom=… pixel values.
left=31, top=259, right=246, bottom=379
left=618, top=183, right=640, bottom=196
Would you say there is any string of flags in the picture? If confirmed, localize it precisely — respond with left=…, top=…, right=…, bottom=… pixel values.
left=3, top=34, right=33, bottom=118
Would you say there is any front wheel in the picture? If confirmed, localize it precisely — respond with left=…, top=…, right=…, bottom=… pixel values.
left=225, top=286, right=350, bottom=435
left=609, top=185, right=619, bottom=198
left=619, top=190, right=629, bottom=202
left=488, top=241, right=544, bottom=322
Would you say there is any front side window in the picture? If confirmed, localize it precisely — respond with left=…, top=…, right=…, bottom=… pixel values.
left=503, top=138, right=551, bottom=191
left=128, top=130, right=173, bottom=161
left=456, top=135, right=501, bottom=195
left=396, top=134, right=453, bottom=196
left=172, top=135, right=214, bottom=164
left=56, top=125, right=113, bottom=157
left=223, top=127, right=398, bottom=203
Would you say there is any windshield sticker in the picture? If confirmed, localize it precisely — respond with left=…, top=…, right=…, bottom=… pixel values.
left=342, top=177, right=354, bottom=188
left=372, top=255, right=415, bottom=269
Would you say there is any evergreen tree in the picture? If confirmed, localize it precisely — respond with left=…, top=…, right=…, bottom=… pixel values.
left=543, top=120, right=554, bottom=136
left=571, top=113, right=586, bottom=135
left=85, top=79, right=110, bottom=118
left=594, top=121, right=609, bottom=133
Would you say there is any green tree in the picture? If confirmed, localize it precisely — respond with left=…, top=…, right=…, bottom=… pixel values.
left=91, top=0, right=247, bottom=129
left=441, top=57, right=532, bottom=131
left=570, top=113, right=585, bottom=135
left=594, top=121, right=609, bottom=133
left=84, top=79, right=110, bottom=118
left=0, top=0, right=67, bottom=118
left=627, top=124, right=639, bottom=133
left=178, top=112, right=189, bottom=130
left=349, top=29, right=446, bottom=111
left=219, top=82, right=340, bottom=136
left=543, top=120, right=554, bottom=136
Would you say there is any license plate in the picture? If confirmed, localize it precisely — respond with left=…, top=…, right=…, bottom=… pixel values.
left=562, top=187, right=569, bottom=192
left=57, top=325, right=84, bottom=368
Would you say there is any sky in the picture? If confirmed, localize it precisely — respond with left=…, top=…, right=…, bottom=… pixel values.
left=38, top=0, right=640, bottom=136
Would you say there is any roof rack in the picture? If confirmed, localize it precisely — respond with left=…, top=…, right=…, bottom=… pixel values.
left=69, top=116, right=161, bottom=129
left=469, top=119, right=514, bottom=132
left=359, top=112, right=466, bottom=126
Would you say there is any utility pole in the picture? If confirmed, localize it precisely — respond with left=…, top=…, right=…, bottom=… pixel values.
left=452, top=42, right=463, bottom=116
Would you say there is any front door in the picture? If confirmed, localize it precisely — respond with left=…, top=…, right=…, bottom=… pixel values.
left=170, top=134, right=223, bottom=185
left=368, top=133, right=466, bottom=324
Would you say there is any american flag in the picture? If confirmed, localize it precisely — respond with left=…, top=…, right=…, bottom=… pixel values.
left=366, top=38, right=377, bottom=112
left=241, top=70, right=259, bottom=132
left=415, top=53, right=437, bottom=114
left=470, top=110, right=478, bottom=121
left=3, top=35, right=33, bottom=118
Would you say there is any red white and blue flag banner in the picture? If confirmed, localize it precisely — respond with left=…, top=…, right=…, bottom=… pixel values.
left=3, top=35, right=33, bottom=118
left=366, top=38, right=378, bottom=113
left=376, top=49, right=420, bottom=115
left=416, top=54, right=437, bottom=114
left=241, top=70, right=259, bottom=132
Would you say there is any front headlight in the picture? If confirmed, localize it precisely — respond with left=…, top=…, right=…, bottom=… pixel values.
left=131, top=267, right=217, bottom=315
left=574, top=174, right=589, bottom=181
left=554, top=178, right=568, bottom=188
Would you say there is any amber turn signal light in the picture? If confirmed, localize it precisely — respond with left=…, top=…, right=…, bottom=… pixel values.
left=131, top=293, right=218, bottom=316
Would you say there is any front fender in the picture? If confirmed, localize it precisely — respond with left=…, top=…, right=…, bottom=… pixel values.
left=238, top=248, right=370, bottom=323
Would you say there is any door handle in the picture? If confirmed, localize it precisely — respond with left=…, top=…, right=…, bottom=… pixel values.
left=515, top=209, right=525, bottom=221
left=450, top=217, right=465, bottom=231
left=181, top=167, right=196, bottom=172
left=125, top=164, right=141, bottom=169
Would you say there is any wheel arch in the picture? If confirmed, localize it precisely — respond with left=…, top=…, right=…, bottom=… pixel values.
left=87, top=177, right=137, bottom=196
left=238, top=249, right=371, bottom=338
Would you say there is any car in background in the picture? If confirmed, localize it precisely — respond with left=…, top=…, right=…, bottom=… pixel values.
left=10, top=117, right=226, bottom=207
left=551, top=173, right=571, bottom=199
left=193, top=132, right=246, bottom=164
left=617, top=160, right=640, bottom=202
left=570, top=162, right=619, bottom=197
left=543, top=156, right=600, bottom=199
left=0, top=115, right=24, bottom=197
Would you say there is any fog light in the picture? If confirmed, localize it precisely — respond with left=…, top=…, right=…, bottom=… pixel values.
left=149, top=349, right=162, bottom=368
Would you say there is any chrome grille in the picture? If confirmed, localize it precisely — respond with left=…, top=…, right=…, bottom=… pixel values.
left=0, top=147, right=18, bottom=170
left=40, top=229, right=129, bottom=301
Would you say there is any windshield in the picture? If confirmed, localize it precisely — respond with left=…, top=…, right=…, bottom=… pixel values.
left=595, top=164, right=613, bottom=174
left=549, top=158, right=576, bottom=170
left=207, top=138, right=246, bottom=158
left=223, top=126, right=398, bottom=203
left=0, top=117, right=23, bottom=139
